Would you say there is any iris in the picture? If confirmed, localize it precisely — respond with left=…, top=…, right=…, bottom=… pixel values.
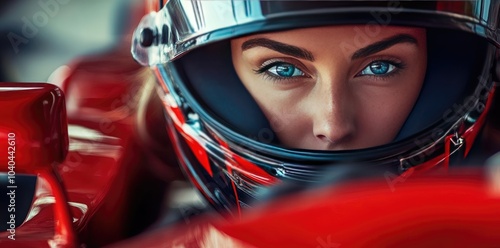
left=359, top=60, right=398, bottom=76
left=265, top=63, right=304, bottom=78
left=276, top=64, right=296, bottom=77
left=369, top=61, right=389, bottom=74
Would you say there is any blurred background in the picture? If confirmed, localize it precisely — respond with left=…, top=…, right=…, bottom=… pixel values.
left=0, top=0, right=138, bottom=82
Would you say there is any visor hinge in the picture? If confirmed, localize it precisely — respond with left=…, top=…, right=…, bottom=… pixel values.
left=139, top=28, right=157, bottom=47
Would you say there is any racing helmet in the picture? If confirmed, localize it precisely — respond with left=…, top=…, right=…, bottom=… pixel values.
left=132, top=0, right=500, bottom=215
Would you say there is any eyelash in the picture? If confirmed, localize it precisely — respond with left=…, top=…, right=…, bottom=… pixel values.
left=254, top=59, right=406, bottom=82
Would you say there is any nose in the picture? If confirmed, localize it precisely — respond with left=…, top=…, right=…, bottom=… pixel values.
left=311, top=76, right=355, bottom=146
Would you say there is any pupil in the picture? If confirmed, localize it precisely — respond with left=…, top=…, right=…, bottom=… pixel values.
left=370, top=62, right=389, bottom=74
left=276, top=64, right=295, bottom=77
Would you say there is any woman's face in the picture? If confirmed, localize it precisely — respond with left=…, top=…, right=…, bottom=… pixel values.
left=231, top=25, right=427, bottom=150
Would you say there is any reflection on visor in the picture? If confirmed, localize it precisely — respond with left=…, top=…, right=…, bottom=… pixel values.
left=132, top=0, right=499, bottom=66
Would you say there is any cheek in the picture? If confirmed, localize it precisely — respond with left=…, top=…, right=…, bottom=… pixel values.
left=242, top=83, right=315, bottom=148
left=356, top=55, right=427, bottom=145
left=356, top=79, right=424, bottom=144
left=256, top=95, right=313, bottom=144
left=270, top=115, right=307, bottom=146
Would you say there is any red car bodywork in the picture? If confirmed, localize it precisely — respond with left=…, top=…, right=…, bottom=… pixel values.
left=0, top=1, right=180, bottom=247
left=0, top=49, right=179, bottom=247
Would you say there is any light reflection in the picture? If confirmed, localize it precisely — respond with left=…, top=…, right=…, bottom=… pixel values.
left=25, top=195, right=89, bottom=224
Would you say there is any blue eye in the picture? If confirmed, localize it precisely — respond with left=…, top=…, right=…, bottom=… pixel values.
left=267, top=63, right=305, bottom=78
left=359, top=61, right=397, bottom=76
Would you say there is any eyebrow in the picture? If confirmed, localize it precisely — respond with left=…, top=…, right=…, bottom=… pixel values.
left=241, top=38, right=315, bottom=61
left=351, top=34, right=418, bottom=60
left=240, top=34, right=418, bottom=62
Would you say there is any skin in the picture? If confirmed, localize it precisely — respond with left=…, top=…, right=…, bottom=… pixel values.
left=231, top=25, right=427, bottom=150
